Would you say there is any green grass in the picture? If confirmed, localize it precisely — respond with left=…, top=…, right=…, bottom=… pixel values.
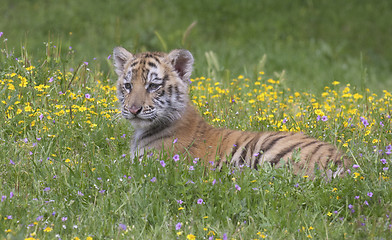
left=1, top=36, right=392, bottom=239
left=1, top=1, right=392, bottom=239
left=1, top=0, right=392, bottom=93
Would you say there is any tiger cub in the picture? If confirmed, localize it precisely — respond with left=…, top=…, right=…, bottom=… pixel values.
left=113, top=47, right=351, bottom=178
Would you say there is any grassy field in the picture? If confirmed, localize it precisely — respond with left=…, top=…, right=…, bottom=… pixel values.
left=1, top=0, right=392, bottom=92
left=1, top=35, right=392, bottom=239
left=1, top=1, right=392, bottom=239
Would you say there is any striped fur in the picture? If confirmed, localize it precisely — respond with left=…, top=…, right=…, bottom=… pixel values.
left=113, top=47, right=351, bottom=178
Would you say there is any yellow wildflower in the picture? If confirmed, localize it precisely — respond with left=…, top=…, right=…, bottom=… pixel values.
left=187, top=234, right=196, bottom=240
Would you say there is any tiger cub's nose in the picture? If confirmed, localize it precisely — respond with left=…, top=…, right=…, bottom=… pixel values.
left=129, top=105, right=142, bottom=115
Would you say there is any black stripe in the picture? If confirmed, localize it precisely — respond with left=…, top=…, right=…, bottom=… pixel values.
left=230, top=142, right=239, bottom=159
left=323, top=147, right=335, bottom=166
left=248, top=133, right=261, bottom=157
left=254, top=152, right=263, bottom=169
left=157, top=89, right=165, bottom=97
left=148, top=62, right=157, bottom=68
left=260, top=134, right=289, bottom=152
left=140, top=124, right=166, bottom=141
left=309, top=143, right=327, bottom=159
left=270, top=142, right=303, bottom=165
left=143, top=134, right=172, bottom=149
left=130, top=61, right=138, bottom=67
left=221, top=131, right=235, bottom=144
left=163, top=74, right=169, bottom=82
left=147, top=55, right=161, bottom=63
left=168, top=85, right=173, bottom=96
left=300, top=140, right=319, bottom=150
left=238, top=148, right=246, bottom=165
left=174, top=86, right=181, bottom=101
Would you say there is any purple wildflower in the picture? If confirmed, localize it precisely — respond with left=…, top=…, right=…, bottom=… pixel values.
left=212, top=179, right=216, bottom=185
left=197, top=198, right=204, bottom=204
left=353, top=164, right=360, bottom=169
left=361, top=117, right=369, bottom=127
left=316, top=115, right=321, bottom=121
left=223, top=233, right=228, bottom=240
left=193, top=158, right=199, bottom=164
left=175, top=222, right=182, bottom=230
left=381, top=159, right=387, bottom=164
left=383, top=167, right=389, bottom=171
left=36, top=216, right=43, bottom=221
left=321, top=116, right=328, bottom=121
left=160, top=160, right=166, bottom=167
left=119, top=223, right=127, bottom=231
left=355, top=196, right=360, bottom=199
left=173, top=154, right=180, bottom=162
left=77, top=191, right=84, bottom=196
left=107, top=55, right=111, bottom=60
left=121, top=154, right=126, bottom=158
left=364, top=200, right=369, bottom=206
left=83, top=62, right=88, bottom=66
left=177, top=199, right=183, bottom=204
left=0, top=32, right=3, bottom=38
left=85, top=93, right=91, bottom=99
left=189, top=166, right=195, bottom=171
left=99, top=189, right=106, bottom=194
left=282, top=118, right=288, bottom=124
left=1, top=196, right=6, bottom=202
left=49, top=77, right=54, bottom=83
left=367, top=192, right=373, bottom=197
left=44, top=187, right=50, bottom=192
left=235, top=184, right=241, bottom=191
left=151, top=177, right=156, bottom=183
left=173, top=138, right=178, bottom=144
left=10, top=192, right=13, bottom=198
left=9, top=159, right=15, bottom=165
left=348, top=204, right=353, bottom=209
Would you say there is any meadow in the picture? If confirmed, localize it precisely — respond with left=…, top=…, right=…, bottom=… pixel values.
left=1, top=33, right=392, bottom=239
left=1, top=0, right=392, bottom=239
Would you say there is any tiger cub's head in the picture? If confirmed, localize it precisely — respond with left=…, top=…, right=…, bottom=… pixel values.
left=113, top=47, right=194, bottom=129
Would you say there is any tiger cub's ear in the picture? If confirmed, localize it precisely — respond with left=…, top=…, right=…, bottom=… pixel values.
left=113, top=47, right=133, bottom=76
left=167, top=49, right=194, bottom=83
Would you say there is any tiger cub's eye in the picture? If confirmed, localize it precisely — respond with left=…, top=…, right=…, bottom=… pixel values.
left=124, top=83, right=132, bottom=90
left=147, top=83, right=161, bottom=93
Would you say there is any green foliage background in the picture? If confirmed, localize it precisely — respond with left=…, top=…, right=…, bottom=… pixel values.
left=1, top=0, right=392, bottom=92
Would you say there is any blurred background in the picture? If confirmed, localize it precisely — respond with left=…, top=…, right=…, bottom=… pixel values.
left=1, top=0, right=391, bottom=92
